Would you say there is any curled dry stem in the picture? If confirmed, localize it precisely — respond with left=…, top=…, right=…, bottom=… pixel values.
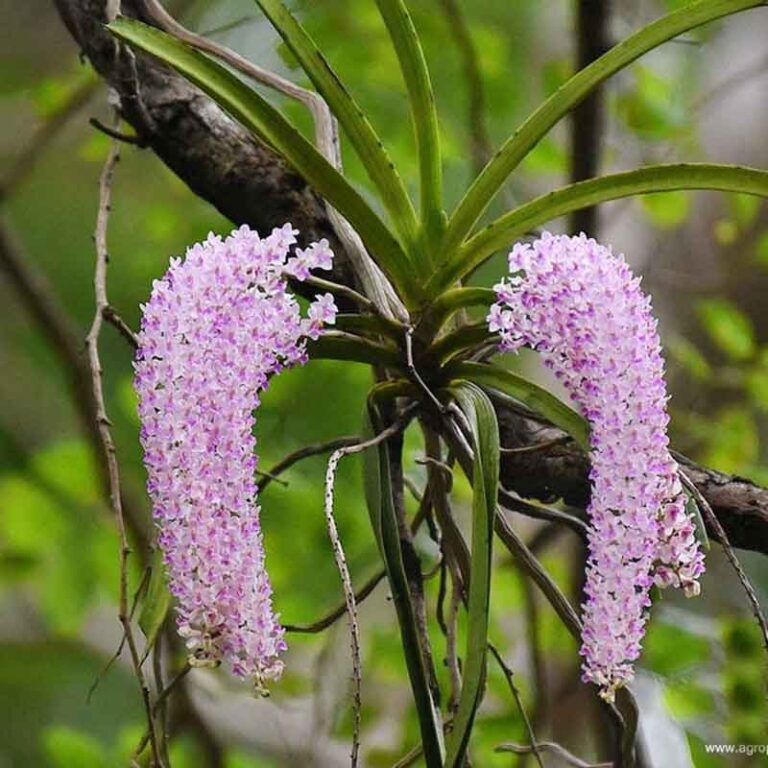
left=320, top=414, right=414, bottom=765
left=323, top=448, right=364, bottom=767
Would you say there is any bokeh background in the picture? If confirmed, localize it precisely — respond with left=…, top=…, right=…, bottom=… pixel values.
left=1, top=1, right=767, bottom=766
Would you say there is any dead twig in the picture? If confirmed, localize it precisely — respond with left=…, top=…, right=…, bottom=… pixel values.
left=496, top=740, right=612, bottom=768
left=285, top=481, right=430, bottom=634
left=680, top=469, right=768, bottom=650
left=103, top=303, right=139, bottom=347
left=90, top=116, right=146, bottom=147
left=284, top=569, right=386, bottom=634
left=87, top=562, right=151, bottom=703
left=131, top=663, right=192, bottom=762
left=323, top=449, right=364, bottom=767
left=85, top=127, right=162, bottom=766
left=488, top=642, right=544, bottom=768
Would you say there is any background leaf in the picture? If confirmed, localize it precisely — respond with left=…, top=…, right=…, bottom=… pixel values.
left=697, top=298, right=756, bottom=361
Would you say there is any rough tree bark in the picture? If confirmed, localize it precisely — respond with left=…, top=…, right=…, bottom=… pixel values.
left=53, top=0, right=768, bottom=555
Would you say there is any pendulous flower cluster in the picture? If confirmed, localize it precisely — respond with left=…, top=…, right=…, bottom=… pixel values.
left=135, top=224, right=337, bottom=687
left=488, top=232, right=705, bottom=700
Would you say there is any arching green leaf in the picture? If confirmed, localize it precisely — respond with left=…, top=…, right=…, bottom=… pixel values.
left=444, top=381, right=499, bottom=766
left=375, top=0, right=445, bottom=252
left=418, top=287, right=497, bottom=339
left=434, top=164, right=768, bottom=289
left=254, top=0, right=421, bottom=256
left=363, top=401, right=445, bottom=766
left=307, top=332, right=404, bottom=370
left=449, top=361, right=589, bottom=449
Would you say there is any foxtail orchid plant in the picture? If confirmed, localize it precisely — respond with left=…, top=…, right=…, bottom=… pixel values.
left=115, top=1, right=768, bottom=765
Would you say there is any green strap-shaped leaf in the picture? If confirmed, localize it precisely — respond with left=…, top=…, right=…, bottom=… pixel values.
left=363, top=402, right=445, bottom=766
left=444, top=381, right=499, bottom=766
left=438, top=0, right=765, bottom=262
left=307, top=332, right=404, bottom=370
left=434, top=163, right=768, bottom=288
left=375, top=0, right=445, bottom=252
left=334, top=312, right=403, bottom=342
left=431, top=323, right=493, bottom=364
left=254, top=0, right=421, bottom=257
left=417, top=286, right=496, bottom=339
left=449, top=361, right=590, bottom=450
left=108, top=19, right=417, bottom=302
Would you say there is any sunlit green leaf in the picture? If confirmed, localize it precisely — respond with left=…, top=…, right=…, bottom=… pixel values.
left=32, top=69, right=97, bottom=118
left=701, top=405, right=759, bottom=472
left=518, top=136, right=567, bottom=175
left=697, top=298, right=755, bottom=361
left=745, top=368, right=768, bottom=411
left=664, top=680, right=716, bottom=718
left=724, top=617, right=763, bottom=659
left=641, top=190, right=690, bottom=229
left=686, top=733, right=727, bottom=768
left=643, top=621, right=711, bottom=677
left=42, top=726, right=108, bottom=768
left=541, top=58, right=571, bottom=97
left=0, top=549, right=38, bottom=582
left=713, top=218, right=738, bottom=245
left=225, top=749, right=280, bottom=768
left=729, top=192, right=761, bottom=226
left=616, top=66, right=684, bottom=140
left=666, top=334, right=711, bottom=380
left=753, top=231, right=768, bottom=266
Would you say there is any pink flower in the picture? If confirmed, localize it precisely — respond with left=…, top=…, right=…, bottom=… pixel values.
left=135, top=224, right=336, bottom=687
left=308, top=292, right=338, bottom=334
left=489, top=232, right=705, bottom=700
